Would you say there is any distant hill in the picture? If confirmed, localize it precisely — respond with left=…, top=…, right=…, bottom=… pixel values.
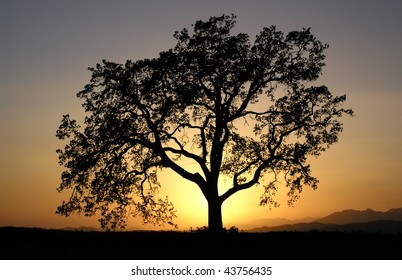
left=249, top=222, right=330, bottom=233
left=248, top=207, right=402, bottom=234
left=315, top=208, right=402, bottom=224
left=249, top=220, right=402, bottom=234
left=233, top=217, right=316, bottom=230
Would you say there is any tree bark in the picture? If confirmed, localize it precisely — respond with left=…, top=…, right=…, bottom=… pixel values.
left=207, top=191, right=223, bottom=233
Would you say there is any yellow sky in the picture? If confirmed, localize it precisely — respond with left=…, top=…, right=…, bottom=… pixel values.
left=1, top=0, right=401, bottom=230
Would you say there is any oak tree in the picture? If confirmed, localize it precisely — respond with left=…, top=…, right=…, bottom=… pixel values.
left=56, top=14, right=353, bottom=232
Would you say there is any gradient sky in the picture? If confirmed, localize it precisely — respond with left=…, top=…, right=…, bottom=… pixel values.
left=1, top=0, right=401, bottom=230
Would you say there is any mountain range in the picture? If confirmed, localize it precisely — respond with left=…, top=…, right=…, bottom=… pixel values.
left=58, top=207, right=402, bottom=234
left=247, top=207, right=402, bottom=234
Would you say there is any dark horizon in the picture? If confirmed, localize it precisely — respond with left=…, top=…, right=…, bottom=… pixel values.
left=3, top=206, right=402, bottom=234
left=1, top=226, right=401, bottom=260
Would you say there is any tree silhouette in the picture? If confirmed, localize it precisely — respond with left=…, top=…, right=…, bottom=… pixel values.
left=56, top=14, right=353, bottom=232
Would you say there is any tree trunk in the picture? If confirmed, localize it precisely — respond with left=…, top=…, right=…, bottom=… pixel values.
left=207, top=194, right=223, bottom=233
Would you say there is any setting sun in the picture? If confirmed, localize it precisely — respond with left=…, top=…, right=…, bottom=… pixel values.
left=158, top=170, right=268, bottom=230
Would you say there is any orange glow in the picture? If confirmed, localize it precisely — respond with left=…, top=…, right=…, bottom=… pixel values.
left=1, top=1, right=402, bottom=231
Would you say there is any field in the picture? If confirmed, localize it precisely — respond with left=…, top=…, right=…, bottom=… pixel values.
left=1, top=227, right=401, bottom=260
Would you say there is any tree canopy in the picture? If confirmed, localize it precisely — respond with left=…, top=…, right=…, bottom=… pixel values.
left=56, top=14, right=353, bottom=232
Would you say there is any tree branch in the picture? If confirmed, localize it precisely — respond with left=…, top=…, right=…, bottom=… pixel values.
left=220, top=157, right=274, bottom=203
left=162, top=146, right=210, bottom=179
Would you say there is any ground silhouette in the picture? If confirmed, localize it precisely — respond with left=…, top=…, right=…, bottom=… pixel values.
left=1, top=227, right=401, bottom=260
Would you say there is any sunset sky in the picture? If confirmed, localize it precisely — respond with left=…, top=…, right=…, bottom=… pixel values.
left=1, top=0, right=401, bottom=231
